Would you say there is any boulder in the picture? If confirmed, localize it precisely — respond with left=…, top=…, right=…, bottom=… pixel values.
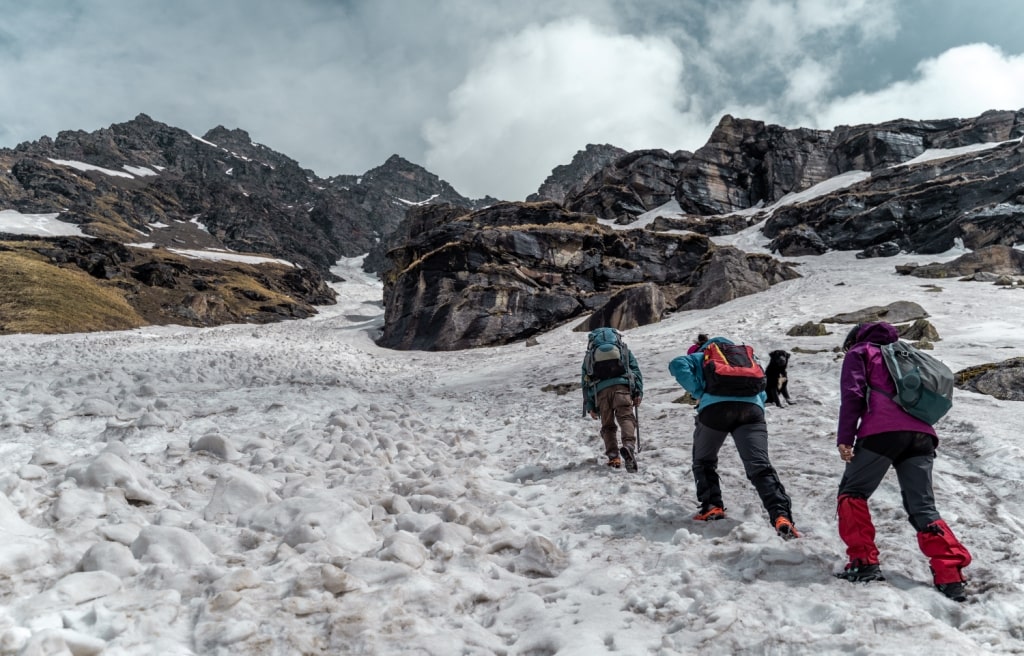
left=575, top=283, right=667, bottom=332
left=787, top=321, right=830, bottom=337
left=857, top=241, right=902, bottom=259
left=769, top=225, right=828, bottom=256
left=895, top=245, right=1024, bottom=278
left=955, top=358, right=1024, bottom=401
left=897, top=318, right=940, bottom=342
left=680, top=246, right=801, bottom=311
left=822, top=301, right=929, bottom=325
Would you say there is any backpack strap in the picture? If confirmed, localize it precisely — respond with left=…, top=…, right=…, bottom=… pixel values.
left=621, top=343, right=636, bottom=395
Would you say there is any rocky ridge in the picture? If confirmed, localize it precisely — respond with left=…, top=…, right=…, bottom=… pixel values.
left=4, top=108, right=1024, bottom=345
left=376, top=108, right=1024, bottom=350
left=0, top=114, right=488, bottom=333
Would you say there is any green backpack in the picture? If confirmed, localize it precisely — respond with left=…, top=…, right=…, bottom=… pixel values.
left=874, top=341, right=954, bottom=425
left=584, top=327, right=630, bottom=381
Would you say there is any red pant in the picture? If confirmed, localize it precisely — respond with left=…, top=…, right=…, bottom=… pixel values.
left=837, top=432, right=971, bottom=584
left=838, top=495, right=971, bottom=584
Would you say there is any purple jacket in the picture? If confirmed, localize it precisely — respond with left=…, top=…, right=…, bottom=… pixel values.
left=837, top=322, right=936, bottom=447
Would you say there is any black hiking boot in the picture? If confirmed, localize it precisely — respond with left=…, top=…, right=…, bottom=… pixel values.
left=620, top=446, right=638, bottom=473
left=936, top=581, right=968, bottom=602
left=835, top=562, right=885, bottom=583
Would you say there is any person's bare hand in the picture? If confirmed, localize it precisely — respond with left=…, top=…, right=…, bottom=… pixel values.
left=633, top=396, right=642, bottom=407
left=838, top=444, right=854, bottom=462
left=589, top=410, right=599, bottom=419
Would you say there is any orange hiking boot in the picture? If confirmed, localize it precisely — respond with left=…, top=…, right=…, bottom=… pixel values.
left=607, top=456, right=623, bottom=468
left=774, top=516, right=801, bottom=540
left=693, top=506, right=726, bottom=521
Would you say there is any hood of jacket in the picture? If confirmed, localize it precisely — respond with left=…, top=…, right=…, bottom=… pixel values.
left=846, top=322, right=899, bottom=349
left=836, top=321, right=935, bottom=444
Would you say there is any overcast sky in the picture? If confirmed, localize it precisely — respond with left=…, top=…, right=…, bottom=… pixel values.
left=2, top=0, right=1023, bottom=200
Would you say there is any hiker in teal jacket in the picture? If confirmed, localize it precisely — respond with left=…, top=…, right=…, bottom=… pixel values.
left=582, top=337, right=643, bottom=470
left=669, top=336, right=800, bottom=538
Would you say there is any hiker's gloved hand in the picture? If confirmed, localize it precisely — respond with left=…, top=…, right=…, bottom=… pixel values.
left=633, top=396, right=642, bottom=407
left=838, top=444, right=854, bottom=463
left=589, top=410, right=599, bottom=419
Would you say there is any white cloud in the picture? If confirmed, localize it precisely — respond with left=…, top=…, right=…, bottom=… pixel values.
left=423, top=18, right=711, bottom=200
left=817, top=43, right=1024, bottom=127
left=784, top=59, right=835, bottom=106
left=706, top=0, right=898, bottom=64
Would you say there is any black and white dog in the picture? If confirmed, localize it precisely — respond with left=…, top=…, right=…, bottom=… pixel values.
left=765, top=350, right=792, bottom=408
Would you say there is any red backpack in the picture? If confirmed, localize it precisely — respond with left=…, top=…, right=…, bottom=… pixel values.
left=702, top=342, right=767, bottom=396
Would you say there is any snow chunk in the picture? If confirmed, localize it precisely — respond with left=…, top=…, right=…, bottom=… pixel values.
left=238, top=497, right=378, bottom=555
left=79, top=541, right=141, bottom=578
left=130, top=526, right=215, bottom=567
left=64, top=451, right=163, bottom=506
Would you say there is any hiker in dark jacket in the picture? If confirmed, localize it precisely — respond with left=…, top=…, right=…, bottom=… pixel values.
left=669, top=336, right=800, bottom=539
left=581, top=341, right=643, bottom=470
left=834, top=322, right=972, bottom=601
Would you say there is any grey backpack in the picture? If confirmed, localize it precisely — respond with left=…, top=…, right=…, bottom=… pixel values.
left=874, top=341, right=954, bottom=425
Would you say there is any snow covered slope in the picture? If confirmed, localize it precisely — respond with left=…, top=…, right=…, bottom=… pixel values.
left=1, top=234, right=1023, bottom=654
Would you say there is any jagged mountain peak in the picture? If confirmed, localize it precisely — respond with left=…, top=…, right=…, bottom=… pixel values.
left=204, top=125, right=253, bottom=144
left=527, top=143, right=628, bottom=204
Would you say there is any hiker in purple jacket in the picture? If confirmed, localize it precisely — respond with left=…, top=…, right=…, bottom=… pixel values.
left=834, top=321, right=972, bottom=601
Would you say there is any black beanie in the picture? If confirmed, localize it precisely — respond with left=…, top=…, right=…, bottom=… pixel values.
left=842, top=324, right=862, bottom=351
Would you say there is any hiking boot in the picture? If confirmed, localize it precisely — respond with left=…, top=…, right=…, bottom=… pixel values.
left=774, top=517, right=801, bottom=540
left=607, top=456, right=623, bottom=468
left=693, top=506, right=726, bottom=521
left=936, top=581, right=967, bottom=602
left=620, top=446, right=638, bottom=473
left=835, top=562, right=885, bottom=583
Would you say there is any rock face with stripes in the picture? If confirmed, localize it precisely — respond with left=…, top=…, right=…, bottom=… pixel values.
left=377, top=201, right=800, bottom=351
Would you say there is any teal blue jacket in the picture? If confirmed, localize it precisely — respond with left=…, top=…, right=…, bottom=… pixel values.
left=668, top=336, right=766, bottom=410
left=582, top=350, right=643, bottom=415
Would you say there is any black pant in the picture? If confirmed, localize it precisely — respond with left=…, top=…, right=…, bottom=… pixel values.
left=838, top=431, right=940, bottom=531
left=693, top=402, right=793, bottom=523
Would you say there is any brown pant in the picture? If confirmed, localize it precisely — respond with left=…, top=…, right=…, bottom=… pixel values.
left=597, top=385, right=637, bottom=458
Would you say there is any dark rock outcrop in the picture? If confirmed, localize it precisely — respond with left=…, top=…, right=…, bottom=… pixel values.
left=897, top=318, right=941, bottom=342
left=676, top=116, right=834, bottom=216
left=821, top=301, right=929, bottom=325
left=762, top=129, right=1024, bottom=256
left=677, top=246, right=799, bottom=311
left=895, top=245, right=1024, bottom=278
left=574, top=283, right=667, bottom=333
left=378, top=201, right=799, bottom=350
left=678, top=110, right=1024, bottom=219
left=648, top=214, right=753, bottom=236
left=787, top=321, right=830, bottom=336
left=527, top=144, right=627, bottom=204
left=857, top=241, right=902, bottom=259
left=768, top=225, right=829, bottom=256
left=564, top=149, right=692, bottom=223
left=955, top=358, right=1024, bottom=401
